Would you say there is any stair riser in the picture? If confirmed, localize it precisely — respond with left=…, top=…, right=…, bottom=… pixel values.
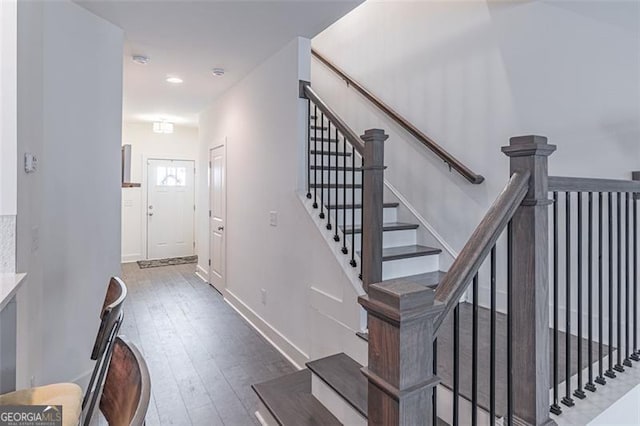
left=333, top=207, right=397, bottom=226
left=255, top=400, right=279, bottom=426
left=312, top=189, right=362, bottom=205
left=382, top=254, right=439, bottom=280
left=349, top=228, right=417, bottom=249
left=311, top=375, right=366, bottom=426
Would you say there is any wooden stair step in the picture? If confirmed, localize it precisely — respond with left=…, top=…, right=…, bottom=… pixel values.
left=326, top=202, right=399, bottom=209
left=310, top=183, right=362, bottom=189
left=310, top=150, right=351, bottom=157
left=310, top=126, right=328, bottom=131
left=252, top=370, right=341, bottom=426
left=359, top=245, right=442, bottom=262
left=342, top=222, right=419, bottom=234
left=310, top=137, right=339, bottom=142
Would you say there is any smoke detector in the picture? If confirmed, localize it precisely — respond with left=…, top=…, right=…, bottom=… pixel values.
left=132, top=55, right=149, bottom=65
left=211, top=68, right=225, bottom=77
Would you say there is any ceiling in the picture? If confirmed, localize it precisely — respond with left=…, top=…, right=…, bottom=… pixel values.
left=76, top=0, right=361, bottom=127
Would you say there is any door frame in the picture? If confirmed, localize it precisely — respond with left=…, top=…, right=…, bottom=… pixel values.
left=143, top=156, right=196, bottom=260
left=209, top=143, right=227, bottom=293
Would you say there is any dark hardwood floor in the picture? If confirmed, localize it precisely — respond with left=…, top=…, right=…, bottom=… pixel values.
left=118, top=263, right=296, bottom=426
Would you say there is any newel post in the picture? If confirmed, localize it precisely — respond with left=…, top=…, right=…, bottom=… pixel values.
left=361, top=129, right=388, bottom=291
left=502, top=135, right=556, bottom=426
left=359, top=280, right=443, bottom=425
left=633, top=171, right=640, bottom=200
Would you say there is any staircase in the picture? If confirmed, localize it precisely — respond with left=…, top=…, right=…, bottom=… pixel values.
left=250, top=58, right=640, bottom=426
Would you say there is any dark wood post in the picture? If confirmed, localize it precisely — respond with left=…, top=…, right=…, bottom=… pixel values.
left=358, top=280, right=443, bottom=425
left=633, top=171, right=639, bottom=200
left=502, top=135, right=556, bottom=426
left=361, top=129, right=388, bottom=292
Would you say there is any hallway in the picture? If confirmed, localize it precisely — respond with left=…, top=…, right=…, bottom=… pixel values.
left=119, top=263, right=296, bottom=425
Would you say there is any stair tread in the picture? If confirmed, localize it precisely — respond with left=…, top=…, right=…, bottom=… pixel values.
left=310, top=150, right=352, bottom=156
left=358, top=245, right=442, bottom=262
left=310, top=183, right=362, bottom=189
left=252, top=370, right=341, bottom=426
left=310, top=165, right=360, bottom=171
left=310, top=126, right=328, bottom=130
left=342, top=222, right=419, bottom=234
left=306, top=353, right=368, bottom=418
left=310, top=138, right=339, bottom=142
left=326, top=202, right=399, bottom=209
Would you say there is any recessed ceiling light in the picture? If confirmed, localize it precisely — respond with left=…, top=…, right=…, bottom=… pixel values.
left=166, top=76, right=183, bottom=84
left=211, top=68, right=225, bottom=77
left=132, top=55, right=149, bottom=65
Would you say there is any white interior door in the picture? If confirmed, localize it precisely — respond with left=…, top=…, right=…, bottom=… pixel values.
left=147, top=159, right=195, bottom=260
left=209, top=145, right=226, bottom=292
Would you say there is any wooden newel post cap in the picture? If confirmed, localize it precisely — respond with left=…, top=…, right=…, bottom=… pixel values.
left=501, top=135, right=556, bottom=158
left=360, top=128, right=389, bottom=143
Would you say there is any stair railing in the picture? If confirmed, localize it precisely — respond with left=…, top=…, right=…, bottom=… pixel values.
left=300, top=81, right=388, bottom=291
left=312, top=48, right=484, bottom=184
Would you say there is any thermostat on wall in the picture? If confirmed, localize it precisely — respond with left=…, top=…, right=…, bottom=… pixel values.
left=24, top=153, right=37, bottom=173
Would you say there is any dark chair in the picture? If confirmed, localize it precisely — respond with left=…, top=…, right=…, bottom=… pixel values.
left=99, top=336, right=151, bottom=426
left=82, top=277, right=127, bottom=425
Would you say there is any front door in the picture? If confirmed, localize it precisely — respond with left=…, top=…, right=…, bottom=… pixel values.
left=209, top=145, right=226, bottom=292
left=147, top=159, right=195, bottom=260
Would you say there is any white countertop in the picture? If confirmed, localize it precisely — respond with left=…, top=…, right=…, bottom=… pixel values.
left=0, top=273, right=26, bottom=311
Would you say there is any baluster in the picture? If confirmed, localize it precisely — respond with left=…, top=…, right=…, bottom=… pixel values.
left=615, top=193, right=624, bottom=372
left=562, top=192, right=575, bottom=407
left=350, top=141, right=357, bottom=268
left=633, top=193, right=639, bottom=361
left=507, top=220, right=513, bottom=426
left=312, top=106, right=318, bottom=209
left=490, top=246, right=496, bottom=426
left=319, top=114, right=325, bottom=219
left=333, top=128, right=339, bottom=241
left=433, top=338, right=438, bottom=426
left=596, top=193, right=606, bottom=385
left=453, top=304, right=460, bottom=426
left=624, top=193, right=632, bottom=367
left=551, top=191, right=562, bottom=414
left=472, top=274, right=479, bottom=426
left=306, top=100, right=311, bottom=199
left=605, top=192, right=616, bottom=378
left=341, top=135, right=348, bottom=255
left=326, top=122, right=332, bottom=230
left=586, top=192, right=596, bottom=391
left=359, top=161, right=364, bottom=281
left=574, top=192, right=586, bottom=399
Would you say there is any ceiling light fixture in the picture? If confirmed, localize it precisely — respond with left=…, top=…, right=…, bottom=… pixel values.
left=166, top=76, right=183, bottom=84
left=153, top=121, right=174, bottom=134
left=211, top=68, right=225, bottom=77
left=132, top=55, right=149, bottom=65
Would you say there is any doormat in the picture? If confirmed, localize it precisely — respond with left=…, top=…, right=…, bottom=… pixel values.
left=137, top=255, right=198, bottom=269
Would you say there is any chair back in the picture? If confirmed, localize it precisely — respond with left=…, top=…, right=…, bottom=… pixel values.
left=100, top=336, right=151, bottom=426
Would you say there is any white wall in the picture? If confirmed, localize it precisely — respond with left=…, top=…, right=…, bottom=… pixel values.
left=121, top=122, right=199, bottom=262
left=0, top=0, right=17, bottom=216
left=16, top=0, right=123, bottom=387
left=197, top=37, right=364, bottom=367
left=312, top=0, right=640, bottom=257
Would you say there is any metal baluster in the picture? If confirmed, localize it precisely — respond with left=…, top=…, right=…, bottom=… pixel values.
left=433, top=338, right=438, bottom=425
left=615, top=193, right=625, bottom=372
left=490, top=246, right=496, bottom=426
left=312, top=106, right=318, bottom=209
left=472, top=274, right=478, bottom=426
left=574, top=192, right=586, bottom=399
left=326, top=123, right=332, bottom=230
left=306, top=100, right=312, bottom=199
left=349, top=142, right=357, bottom=268
left=507, top=221, right=514, bottom=426
left=453, top=304, right=460, bottom=426
left=624, top=193, right=632, bottom=367
left=596, top=193, right=606, bottom=385
left=605, top=192, right=616, bottom=378
left=562, top=192, right=575, bottom=407
left=333, top=128, right=339, bottom=241
left=586, top=192, right=597, bottom=392
left=632, top=196, right=639, bottom=361
left=359, top=159, right=364, bottom=280
left=319, top=114, right=325, bottom=219
left=551, top=191, right=562, bottom=413
left=341, top=135, right=348, bottom=255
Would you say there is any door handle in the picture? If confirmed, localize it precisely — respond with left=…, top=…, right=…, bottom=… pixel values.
left=148, top=213, right=154, bottom=217
left=217, top=226, right=224, bottom=231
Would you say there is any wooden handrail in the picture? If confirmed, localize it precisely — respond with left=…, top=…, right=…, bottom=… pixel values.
left=549, top=175, right=640, bottom=193
left=433, top=171, right=530, bottom=332
left=302, top=82, right=365, bottom=155
left=312, top=48, right=484, bottom=185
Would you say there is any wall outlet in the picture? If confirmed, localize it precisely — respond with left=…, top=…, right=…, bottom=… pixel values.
left=24, top=153, right=38, bottom=173
left=261, top=288, right=267, bottom=305
left=269, top=211, right=278, bottom=227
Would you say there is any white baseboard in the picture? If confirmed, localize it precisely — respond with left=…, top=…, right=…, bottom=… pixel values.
left=121, top=253, right=142, bottom=263
left=224, top=289, right=309, bottom=370
left=195, top=264, right=209, bottom=283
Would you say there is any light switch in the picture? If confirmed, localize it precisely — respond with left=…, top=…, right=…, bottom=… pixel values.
left=269, top=211, right=278, bottom=227
left=24, top=153, right=38, bottom=173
